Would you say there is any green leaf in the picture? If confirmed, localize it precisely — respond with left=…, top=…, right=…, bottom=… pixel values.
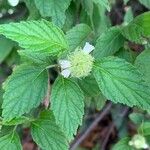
left=93, top=57, right=150, bottom=110
left=94, top=27, right=125, bottom=59
left=78, top=75, right=100, bottom=97
left=124, top=7, right=133, bottom=24
left=93, top=0, right=111, bottom=11
left=0, top=36, right=15, bottom=63
left=121, top=12, right=150, bottom=44
left=129, top=113, right=145, bottom=125
left=2, top=64, right=48, bottom=121
left=0, top=132, right=22, bottom=150
left=66, top=24, right=91, bottom=52
left=112, top=137, right=133, bottom=150
left=135, top=49, right=150, bottom=87
left=139, top=0, right=150, bottom=9
left=0, top=20, right=68, bottom=57
left=24, top=0, right=40, bottom=20
left=138, top=122, right=150, bottom=136
left=51, top=76, right=84, bottom=140
left=34, top=0, right=71, bottom=27
left=31, top=110, right=68, bottom=150
left=2, top=116, right=31, bottom=126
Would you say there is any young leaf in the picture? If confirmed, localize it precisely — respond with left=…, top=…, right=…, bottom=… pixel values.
left=34, top=0, right=71, bottom=27
left=112, top=137, right=133, bottom=150
left=93, top=57, right=150, bottom=111
left=0, top=20, right=68, bottom=56
left=51, top=76, right=84, bottom=140
left=2, top=64, right=48, bottom=121
left=94, top=27, right=125, bottom=59
left=135, top=49, right=150, bottom=87
left=66, top=24, right=91, bottom=52
left=0, top=132, right=22, bottom=150
left=31, top=110, right=68, bottom=150
left=121, top=12, right=150, bottom=44
left=93, top=0, right=110, bottom=11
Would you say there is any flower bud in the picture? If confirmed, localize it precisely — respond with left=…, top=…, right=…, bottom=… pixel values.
left=129, top=134, right=148, bottom=149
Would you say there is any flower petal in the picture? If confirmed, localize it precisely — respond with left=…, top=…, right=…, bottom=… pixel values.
left=83, top=42, right=95, bottom=54
left=59, top=60, right=71, bottom=69
left=61, top=69, right=71, bottom=78
left=8, top=0, right=19, bottom=7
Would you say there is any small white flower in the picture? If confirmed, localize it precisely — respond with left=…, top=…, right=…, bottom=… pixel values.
left=59, top=42, right=95, bottom=78
left=8, top=9, right=14, bottom=15
left=129, top=134, right=149, bottom=149
left=8, top=0, right=19, bottom=7
left=83, top=42, right=95, bottom=54
left=59, top=60, right=71, bottom=69
left=61, top=69, right=71, bottom=78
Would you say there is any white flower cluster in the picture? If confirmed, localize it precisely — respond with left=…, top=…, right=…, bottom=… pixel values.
left=129, top=134, right=149, bottom=149
left=8, top=0, right=19, bottom=7
left=59, top=42, right=95, bottom=78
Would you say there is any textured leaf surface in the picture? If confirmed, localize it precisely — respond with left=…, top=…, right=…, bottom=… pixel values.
left=112, top=137, right=133, bottom=150
left=93, top=0, right=110, bottom=11
left=121, top=12, right=150, bottom=43
left=0, top=132, right=22, bottom=150
left=2, top=64, right=48, bottom=121
left=135, top=49, right=150, bottom=87
left=94, top=27, right=125, bottom=59
left=66, top=24, right=91, bottom=52
left=0, top=20, right=68, bottom=56
left=93, top=57, right=150, bottom=110
left=31, top=111, right=68, bottom=150
left=34, top=0, right=71, bottom=27
left=51, top=77, right=84, bottom=140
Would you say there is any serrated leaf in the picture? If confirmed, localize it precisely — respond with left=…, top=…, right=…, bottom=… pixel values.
left=34, top=0, right=71, bottom=27
left=139, top=0, right=150, bottom=9
left=94, top=27, right=125, bottom=59
left=121, top=12, right=150, bottom=44
left=2, top=64, right=48, bottom=121
left=135, top=49, right=150, bottom=87
left=0, top=132, right=22, bottom=150
left=51, top=76, right=84, bottom=140
left=31, top=110, right=68, bottom=150
left=66, top=24, right=91, bottom=52
left=0, top=20, right=68, bottom=57
left=93, top=0, right=111, bottom=11
left=112, top=137, right=133, bottom=150
left=93, top=57, right=150, bottom=110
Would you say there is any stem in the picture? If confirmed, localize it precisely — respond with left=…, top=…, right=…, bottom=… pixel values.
left=46, top=64, right=59, bottom=69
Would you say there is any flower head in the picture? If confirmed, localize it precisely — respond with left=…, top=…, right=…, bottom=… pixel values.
left=59, top=42, right=95, bottom=78
left=129, top=134, right=149, bottom=149
left=8, top=0, right=19, bottom=7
